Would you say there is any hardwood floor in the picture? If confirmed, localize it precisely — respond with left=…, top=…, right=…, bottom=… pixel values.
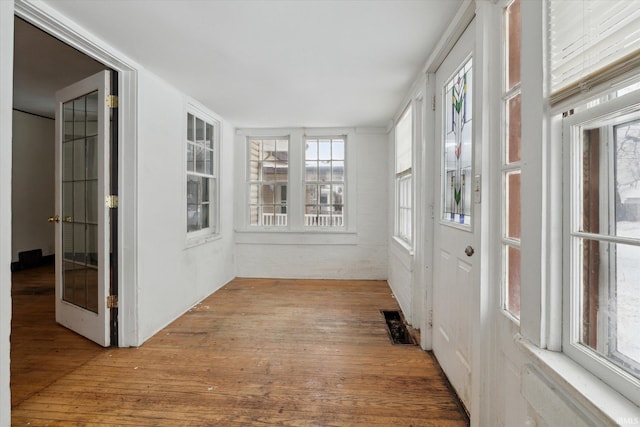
left=11, top=268, right=468, bottom=426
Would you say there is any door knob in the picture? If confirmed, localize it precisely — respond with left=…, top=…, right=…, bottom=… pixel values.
left=465, top=245, right=474, bottom=257
left=47, top=215, right=60, bottom=223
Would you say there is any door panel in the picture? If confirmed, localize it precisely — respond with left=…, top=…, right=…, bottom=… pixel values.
left=432, top=19, right=477, bottom=410
left=54, top=71, right=110, bottom=347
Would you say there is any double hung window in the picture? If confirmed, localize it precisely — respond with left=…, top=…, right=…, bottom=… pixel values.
left=550, top=0, right=640, bottom=405
left=186, top=111, right=218, bottom=235
left=563, top=87, right=640, bottom=406
left=246, top=135, right=347, bottom=230
left=395, top=106, right=413, bottom=245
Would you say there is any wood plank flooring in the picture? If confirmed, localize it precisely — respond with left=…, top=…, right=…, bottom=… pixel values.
left=11, top=267, right=468, bottom=426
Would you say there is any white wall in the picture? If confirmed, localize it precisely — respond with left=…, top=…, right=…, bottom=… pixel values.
left=136, top=70, right=236, bottom=342
left=11, top=110, right=55, bottom=263
left=0, top=2, right=13, bottom=423
left=234, top=129, right=388, bottom=280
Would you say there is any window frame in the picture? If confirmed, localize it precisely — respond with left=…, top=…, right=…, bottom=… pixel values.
left=185, top=105, right=220, bottom=242
left=562, top=86, right=640, bottom=408
left=394, top=104, right=413, bottom=247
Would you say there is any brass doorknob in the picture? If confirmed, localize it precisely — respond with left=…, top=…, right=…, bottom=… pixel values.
left=48, top=215, right=60, bottom=223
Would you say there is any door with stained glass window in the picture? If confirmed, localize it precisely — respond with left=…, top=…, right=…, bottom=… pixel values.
left=54, top=71, right=111, bottom=347
left=431, top=19, right=478, bottom=412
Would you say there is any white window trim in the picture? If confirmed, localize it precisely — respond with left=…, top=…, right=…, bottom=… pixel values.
left=185, top=102, right=221, bottom=247
left=235, top=128, right=357, bottom=243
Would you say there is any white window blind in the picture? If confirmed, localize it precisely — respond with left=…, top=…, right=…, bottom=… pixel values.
left=395, top=106, right=412, bottom=174
left=549, top=0, right=640, bottom=104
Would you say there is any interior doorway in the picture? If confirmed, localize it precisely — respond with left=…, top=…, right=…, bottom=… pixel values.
left=10, top=15, right=113, bottom=406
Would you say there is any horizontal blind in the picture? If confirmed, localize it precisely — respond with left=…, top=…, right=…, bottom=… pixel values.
left=395, top=105, right=412, bottom=174
left=549, top=0, right=640, bottom=104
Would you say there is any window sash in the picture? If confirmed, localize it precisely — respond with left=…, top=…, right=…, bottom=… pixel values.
left=563, top=88, right=640, bottom=407
left=247, top=137, right=289, bottom=227
left=303, top=137, right=345, bottom=228
left=502, top=0, right=522, bottom=320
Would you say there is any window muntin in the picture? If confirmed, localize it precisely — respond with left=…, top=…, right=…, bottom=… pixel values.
left=304, top=137, right=345, bottom=227
left=395, top=105, right=413, bottom=244
left=565, top=91, right=640, bottom=406
left=502, top=0, right=521, bottom=319
left=248, top=138, right=289, bottom=227
left=186, top=112, right=217, bottom=234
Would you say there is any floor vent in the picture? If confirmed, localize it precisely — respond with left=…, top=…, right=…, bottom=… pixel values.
left=381, top=310, right=415, bottom=345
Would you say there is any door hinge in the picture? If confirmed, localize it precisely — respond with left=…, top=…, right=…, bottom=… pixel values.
left=107, top=295, right=118, bottom=309
left=432, top=95, right=436, bottom=111
left=106, top=95, right=118, bottom=108
left=105, top=195, right=118, bottom=208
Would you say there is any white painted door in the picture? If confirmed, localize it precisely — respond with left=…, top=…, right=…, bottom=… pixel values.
left=53, top=71, right=111, bottom=347
left=432, top=19, right=477, bottom=410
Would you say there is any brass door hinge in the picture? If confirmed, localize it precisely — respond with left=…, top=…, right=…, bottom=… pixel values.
left=105, top=195, right=118, bottom=208
left=106, top=95, right=118, bottom=108
left=107, top=295, right=118, bottom=309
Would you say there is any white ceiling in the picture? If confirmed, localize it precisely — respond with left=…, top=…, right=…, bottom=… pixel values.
left=18, top=0, right=464, bottom=127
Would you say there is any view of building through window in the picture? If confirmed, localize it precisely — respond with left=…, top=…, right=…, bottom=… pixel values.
left=248, top=138, right=289, bottom=227
left=304, top=137, right=345, bottom=227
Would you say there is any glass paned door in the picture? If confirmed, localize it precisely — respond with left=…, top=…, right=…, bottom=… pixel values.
left=62, top=91, right=99, bottom=313
left=55, top=71, right=111, bottom=347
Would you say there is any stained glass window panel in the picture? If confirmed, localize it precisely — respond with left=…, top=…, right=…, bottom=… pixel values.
left=442, top=58, right=473, bottom=226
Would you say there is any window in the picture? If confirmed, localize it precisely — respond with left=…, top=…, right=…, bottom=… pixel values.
left=186, top=111, right=218, bottom=234
left=503, top=0, right=521, bottom=319
left=564, top=87, right=640, bottom=406
left=548, top=0, right=640, bottom=405
left=247, top=137, right=289, bottom=227
left=395, top=106, right=412, bottom=244
left=304, top=137, right=345, bottom=227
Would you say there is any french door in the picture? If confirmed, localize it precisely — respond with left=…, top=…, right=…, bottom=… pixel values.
left=53, top=71, right=111, bottom=347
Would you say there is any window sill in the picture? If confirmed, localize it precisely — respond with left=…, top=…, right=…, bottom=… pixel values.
left=185, top=232, right=222, bottom=249
left=234, top=229, right=357, bottom=245
left=391, top=235, right=414, bottom=256
left=516, top=335, right=640, bottom=426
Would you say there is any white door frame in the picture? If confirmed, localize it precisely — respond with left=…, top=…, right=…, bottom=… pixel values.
left=419, top=1, right=495, bottom=425
left=0, top=3, right=15, bottom=425
left=14, top=0, right=140, bottom=347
